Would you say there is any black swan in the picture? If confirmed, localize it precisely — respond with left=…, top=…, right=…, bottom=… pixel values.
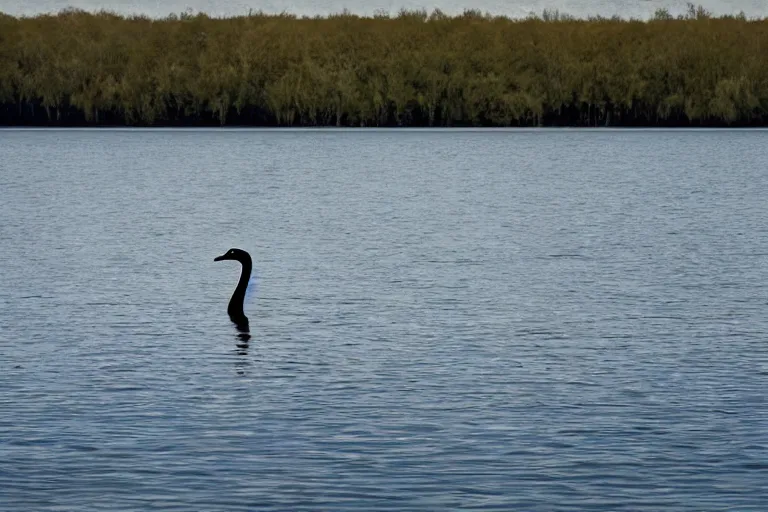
left=214, top=248, right=252, bottom=332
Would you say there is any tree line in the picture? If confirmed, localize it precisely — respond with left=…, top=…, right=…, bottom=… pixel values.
left=1, top=4, right=767, bottom=127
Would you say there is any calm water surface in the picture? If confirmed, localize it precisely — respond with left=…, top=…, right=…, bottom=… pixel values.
left=1, top=128, right=767, bottom=510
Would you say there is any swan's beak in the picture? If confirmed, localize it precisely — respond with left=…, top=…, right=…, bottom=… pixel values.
left=214, top=254, right=227, bottom=262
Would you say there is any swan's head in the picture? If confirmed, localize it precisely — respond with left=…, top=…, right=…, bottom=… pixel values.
left=214, top=248, right=251, bottom=264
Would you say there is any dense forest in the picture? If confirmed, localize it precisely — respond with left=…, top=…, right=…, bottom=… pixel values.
left=0, top=4, right=767, bottom=127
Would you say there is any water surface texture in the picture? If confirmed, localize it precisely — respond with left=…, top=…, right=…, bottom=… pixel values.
left=1, top=0, right=766, bottom=19
left=1, top=128, right=767, bottom=511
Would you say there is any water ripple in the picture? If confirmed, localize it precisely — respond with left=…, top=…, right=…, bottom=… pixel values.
left=1, top=129, right=767, bottom=511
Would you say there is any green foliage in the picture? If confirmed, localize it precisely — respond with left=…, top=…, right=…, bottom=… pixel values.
left=0, top=6, right=767, bottom=126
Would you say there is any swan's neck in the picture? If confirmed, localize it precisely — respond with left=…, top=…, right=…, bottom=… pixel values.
left=228, top=258, right=252, bottom=324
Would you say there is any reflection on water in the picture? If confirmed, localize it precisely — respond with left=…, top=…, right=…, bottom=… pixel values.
left=235, top=325, right=251, bottom=355
left=234, top=330, right=250, bottom=375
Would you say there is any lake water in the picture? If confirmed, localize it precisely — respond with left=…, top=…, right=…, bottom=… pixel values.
left=2, top=0, right=767, bottom=20
left=1, top=128, right=767, bottom=511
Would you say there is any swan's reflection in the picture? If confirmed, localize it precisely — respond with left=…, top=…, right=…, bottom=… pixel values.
left=235, top=323, right=251, bottom=356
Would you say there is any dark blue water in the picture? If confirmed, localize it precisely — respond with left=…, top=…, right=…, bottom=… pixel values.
left=1, top=128, right=767, bottom=511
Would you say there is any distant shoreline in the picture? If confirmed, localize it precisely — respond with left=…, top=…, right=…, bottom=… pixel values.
left=1, top=5, right=767, bottom=128
left=4, top=126, right=768, bottom=131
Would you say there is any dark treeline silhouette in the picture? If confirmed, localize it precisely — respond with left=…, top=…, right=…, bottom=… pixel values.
left=1, top=4, right=767, bottom=127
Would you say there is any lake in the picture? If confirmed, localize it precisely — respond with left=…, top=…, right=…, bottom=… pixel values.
left=1, top=128, right=767, bottom=511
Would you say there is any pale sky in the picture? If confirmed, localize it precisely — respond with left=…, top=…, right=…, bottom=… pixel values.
left=1, top=0, right=766, bottom=19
